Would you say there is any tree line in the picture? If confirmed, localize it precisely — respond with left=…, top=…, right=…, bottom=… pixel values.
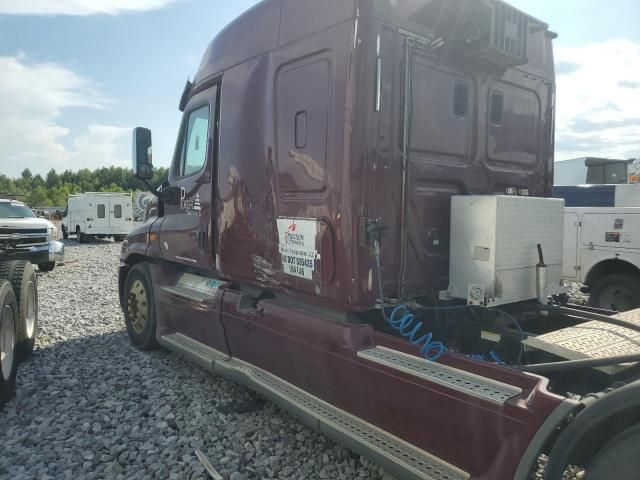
left=0, top=167, right=169, bottom=207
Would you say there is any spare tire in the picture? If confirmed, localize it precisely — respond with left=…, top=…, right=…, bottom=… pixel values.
left=0, top=261, right=38, bottom=360
left=0, top=280, right=18, bottom=407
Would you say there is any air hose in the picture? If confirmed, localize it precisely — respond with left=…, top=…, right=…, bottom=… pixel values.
left=385, top=304, right=447, bottom=361
left=372, top=236, right=503, bottom=364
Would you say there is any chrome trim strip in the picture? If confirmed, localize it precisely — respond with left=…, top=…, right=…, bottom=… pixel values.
left=162, top=285, right=215, bottom=304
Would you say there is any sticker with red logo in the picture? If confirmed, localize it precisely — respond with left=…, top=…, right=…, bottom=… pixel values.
left=277, top=218, right=317, bottom=280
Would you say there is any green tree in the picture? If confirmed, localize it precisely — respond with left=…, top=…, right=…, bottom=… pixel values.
left=4, top=166, right=171, bottom=207
left=28, top=186, right=50, bottom=207
left=46, top=169, right=61, bottom=189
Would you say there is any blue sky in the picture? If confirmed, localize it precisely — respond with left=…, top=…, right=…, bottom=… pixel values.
left=0, top=0, right=638, bottom=177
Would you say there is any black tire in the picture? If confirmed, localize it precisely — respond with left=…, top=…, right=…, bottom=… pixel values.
left=37, top=262, right=56, bottom=273
left=0, top=280, right=18, bottom=408
left=114, top=236, right=125, bottom=243
left=589, top=273, right=640, bottom=312
left=586, top=423, right=640, bottom=479
left=123, top=263, right=159, bottom=351
left=0, top=261, right=38, bottom=360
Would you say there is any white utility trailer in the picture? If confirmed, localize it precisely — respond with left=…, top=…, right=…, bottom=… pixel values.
left=563, top=207, right=640, bottom=311
left=62, top=193, right=134, bottom=242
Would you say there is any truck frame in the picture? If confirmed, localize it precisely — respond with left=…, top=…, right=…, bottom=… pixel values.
left=119, top=1, right=640, bottom=479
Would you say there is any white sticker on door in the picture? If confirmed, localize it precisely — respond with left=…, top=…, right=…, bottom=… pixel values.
left=277, top=218, right=317, bottom=280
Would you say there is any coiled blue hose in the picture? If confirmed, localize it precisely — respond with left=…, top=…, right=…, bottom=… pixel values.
left=374, top=239, right=504, bottom=364
left=387, top=305, right=447, bottom=361
left=385, top=304, right=504, bottom=363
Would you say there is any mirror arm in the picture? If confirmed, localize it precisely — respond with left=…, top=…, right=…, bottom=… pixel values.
left=142, top=179, right=163, bottom=198
left=141, top=179, right=180, bottom=206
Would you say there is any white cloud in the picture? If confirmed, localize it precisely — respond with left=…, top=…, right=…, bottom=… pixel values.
left=555, top=39, right=640, bottom=161
left=0, top=0, right=179, bottom=16
left=0, top=55, right=130, bottom=177
left=71, top=125, right=130, bottom=171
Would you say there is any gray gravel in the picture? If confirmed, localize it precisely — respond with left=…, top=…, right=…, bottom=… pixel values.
left=0, top=241, right=388, bottom=480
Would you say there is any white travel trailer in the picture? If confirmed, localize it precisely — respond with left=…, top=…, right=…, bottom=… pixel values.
left=62, top=193, right=134, bottom=242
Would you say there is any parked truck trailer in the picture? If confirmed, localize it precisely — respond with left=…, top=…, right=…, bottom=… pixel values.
left=119, top=1, right=640, bottom=479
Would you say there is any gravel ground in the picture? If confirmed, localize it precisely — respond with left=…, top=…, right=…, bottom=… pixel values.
left=0, top=241, right=389, bottom=480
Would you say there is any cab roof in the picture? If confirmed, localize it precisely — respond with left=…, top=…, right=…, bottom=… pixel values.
left=194, top=0, right=357, bottom=84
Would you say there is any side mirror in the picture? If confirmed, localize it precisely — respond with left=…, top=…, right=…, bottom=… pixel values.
left=132, top=127, right=153, bottom=180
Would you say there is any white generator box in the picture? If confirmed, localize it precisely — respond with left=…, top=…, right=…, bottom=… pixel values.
left=447, top=196, right=565, bottom=306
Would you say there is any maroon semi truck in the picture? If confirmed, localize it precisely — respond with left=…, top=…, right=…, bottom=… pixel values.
left=119, top=1, right=640, bottom=478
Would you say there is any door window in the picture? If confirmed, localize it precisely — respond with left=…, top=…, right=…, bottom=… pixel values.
left=97, top=204, right=106, bottom=219
left=114, top=204, right=122, bottom=218
left=181, top=105, right=210, bottom=177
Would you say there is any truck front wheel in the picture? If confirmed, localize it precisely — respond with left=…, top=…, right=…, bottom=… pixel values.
left=589, top=273, right=640, bottom=312
left=0, top=280, right=18, bottom=407
left=586, top=423, right=640, bottom=479
left=123, top=263, right=159, bottom=351
left=0, top=261, right=38, bottom=360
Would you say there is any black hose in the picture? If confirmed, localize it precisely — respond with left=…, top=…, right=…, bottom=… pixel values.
left=517, top=353, right=640, bottom=374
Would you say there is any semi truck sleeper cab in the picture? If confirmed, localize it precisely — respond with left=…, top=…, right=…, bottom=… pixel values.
left=119, top=1, right=640, bottom=479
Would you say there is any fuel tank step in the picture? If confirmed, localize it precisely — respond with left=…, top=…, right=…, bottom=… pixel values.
left=357, top=346, right=522, bottom=406
left=159, top=333, right=470, bottom=480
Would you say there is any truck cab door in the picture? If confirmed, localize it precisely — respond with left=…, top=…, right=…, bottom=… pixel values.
left=159, top=84, right=219, bottom=271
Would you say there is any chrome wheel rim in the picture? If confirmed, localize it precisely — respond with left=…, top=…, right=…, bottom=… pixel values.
left=25, top=280, right=36, bottom=339
left=127, top=280, right=148, bottom=334
left=599, top=285, right=635, bottom=312
left=1, top=305, right=15, bottom=382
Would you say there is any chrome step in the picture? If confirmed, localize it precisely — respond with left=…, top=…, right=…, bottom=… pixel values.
left=162, top=285, right=216, bottom=303
left=358, top=346, right=522, bottom=406
left=160, top=334, right=470, bottom=480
